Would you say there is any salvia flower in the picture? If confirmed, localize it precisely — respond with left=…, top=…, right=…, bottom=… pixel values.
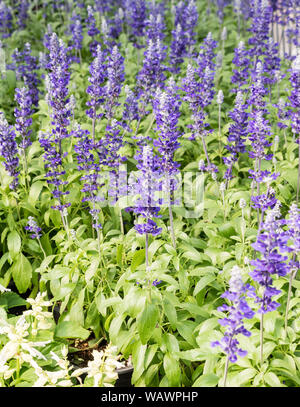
left=146, top=13, right=165, bottom=42
left=25, top=217, right=42, bottom=239
left=223, top=92, right=248, bottom=181
left=153, top=77, right=181, bottom=177
left=130, top=146, right=162, bottom=236
left=125, top=0, right=147, bottom=46
left=86, top=45, right=107, bottom=124
left=11, top=43, right=40, bottom=107
left=286, top=203, right=300, bottom=254
left=211, top=266, right=255, bottom=363
left=122, top=85, right=139, bottom=130
left=231, top=41, right=250, bottom=92
left=0, top=112, right=19, bottom=190
left=248, top=0, right=272, bottom=58
left=14, top=86, right=33, bottom=150
left=290, top=55, right=300, bottom=138
left=250, top=204, right=289, bottom=313
left=169, top=24, right=188, bottom=74
left=104, top=46, right=125, bottom=121
left=87, top=5, right=100, bottom=56
left=137, top=38, right=166, bottom=114
left=0, top=2, right=12, bottom=39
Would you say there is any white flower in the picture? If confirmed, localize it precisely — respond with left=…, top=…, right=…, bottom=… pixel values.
left=0, top=283, right=10, bottom=293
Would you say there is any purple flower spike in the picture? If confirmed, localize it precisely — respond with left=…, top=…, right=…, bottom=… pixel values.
left=212, top=266, right=255, bottom=363
left=250, top=204, right=289, bottom=313
left=129, top=146, right=162, bottom=237
left=25, top=216, right=42, bottom=240
left=14, top=86, right=33, bottom=150
left=0, top=112, right=19, bottom=190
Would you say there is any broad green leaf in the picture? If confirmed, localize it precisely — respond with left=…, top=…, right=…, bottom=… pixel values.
left=194, top=274, right=215, bottom=296
left=131, top=249, right=145, bottom=272
left=193, top=373, right=219, bottom=387
left=176, top=349, right=207, bottom=361
left=164, top=353, right=181, bottom=386
left=132, top=340, right=147, bottom=383
left=264, top=372, right=284, bottom=387
left=0, top=291, right=27, bottom=309
left=163, top=298, right=177, bottom=329
left=55, top=321, right=90, bottom=340
left=7, top=230, right=21, bottom=259
left=137, top=302, right=159, bottom=344
left=11, top=253, right=32, bottom=293
left=29, top=181, right=44, bottom=206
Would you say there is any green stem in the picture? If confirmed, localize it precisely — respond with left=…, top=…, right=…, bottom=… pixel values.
left=223, top=356, right=229, bottom=387
left=260, top=313, right=264, bottom=368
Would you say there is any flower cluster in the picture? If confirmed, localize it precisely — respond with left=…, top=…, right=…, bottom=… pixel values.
left=251, top=204, right=289, bottom=313
left=71, top=345, right=125, bottom=387
left=25, top=217, right=42, bottom=240
left=0, top=112, right=19, bottom=190
left=211, top=266, right=255, bottom=363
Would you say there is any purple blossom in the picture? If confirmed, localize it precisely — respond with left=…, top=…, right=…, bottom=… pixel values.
left=137, top=38, right=166, bottom=113
left=86, top=45, right=107, bottom=122
left=14, top=86, right=33, bottom=150
left=104, top=45, right=125, bottom=121
left=211, top=266, right=255, bottom=363
left=0, top=2, right=12, bottom=38
left=87, top=5, right=100, bottom=56
left=231, top=41, right=250, bottom=92
left=286, top=203, right=300, bottom=254
left=145, top=13, right=165, bottom=41
left=130, top=146, right=162, bottom=237
left=122, top=85, right=139, bottom=129
left=25, top=216, right=42, bottom=240
left=17, top=0, right=29, bottom=29
left=169, top=24, right=188, bottom=74
left=125, top=0, right=147, bottom=46
left=174, top=0, right=198, bottom=55
left=248, top=0, right=272, bottom=59
left=12, top=43, right=40, bottom=107
left=40, top=34, right=71, bottom=212
left=290, top=55, right=300, bottom=138
left=223, top=92, right=248, bottom=181
left=0, top=112, right=19, bottom=190
left=153, top=77, right=181, bottom=177
left=250, top=204, right=289, bottom=313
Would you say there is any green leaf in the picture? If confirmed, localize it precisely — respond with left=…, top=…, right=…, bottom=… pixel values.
left=7, top=230, right=21, bottom=259
left=176, top=349, right=207, bottom=361
left=137, top=302, right=159, bottom=344
left=28, top=181, right=44, bottom=206
left=132, top=341, right=147, bottom=383
left=193, top=373, right=219, bottom=387
left=55, top=321, right=90, bottom=340
left=0, top=291, right=27, bottom=309
left=164, top=353, right=181, bottom=386
left=11, top=253, right=32, bottom=294
left=264, top=372, right=283, bottom=387
left=193, top=274, right=215, bottom=296
left=176, top=321, right=198, bottom=346
left=131, top=249, right=145, bottom=272
left=163, top=298, right=177, bottom=329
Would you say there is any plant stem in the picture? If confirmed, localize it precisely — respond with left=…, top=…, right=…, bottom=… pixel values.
left=119, top=208, right=124, bottom=235
left=260, top=312, right=264, bottom=367
left=145, top=233, right=149, bottom=269
left=284, top=266, right=298, bottom=333
left=168, top=202, right=176, bottom=249
left=223, top=356, right=229, bottom=387
left=37, top=237, right=46, bottom=259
